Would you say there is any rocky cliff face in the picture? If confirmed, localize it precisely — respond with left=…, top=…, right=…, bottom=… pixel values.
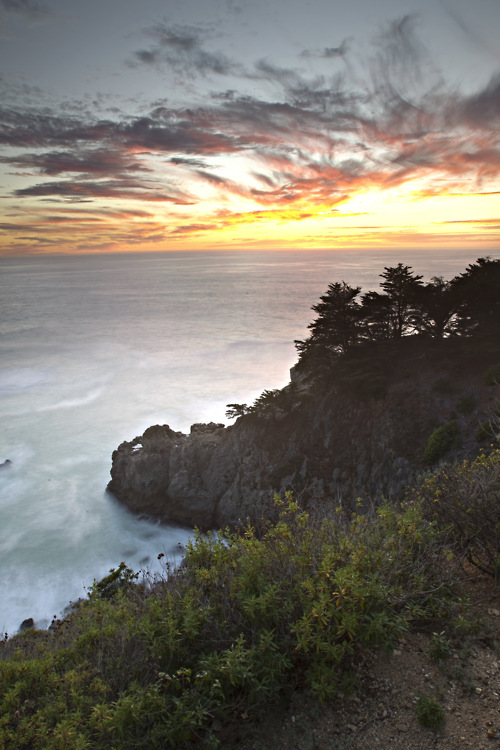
left=107, top=339, right=499, bottom=529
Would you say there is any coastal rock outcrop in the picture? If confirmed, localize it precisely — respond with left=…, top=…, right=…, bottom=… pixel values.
left=108, top=338, right=498, bottom=529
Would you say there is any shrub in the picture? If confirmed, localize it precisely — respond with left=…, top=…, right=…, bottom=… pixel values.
left=423, top=420, right=459, bottom=465
left=416, top=695, right=444, bottom=728
left=414, top=449, right=500, bottom=580
left=475, top=405, right=500, bottom=444
left=0, top=495, right=460, bottom=748
left=89, top=562, right=139, bottom=600
left=429, top=631, right=452, bottom=661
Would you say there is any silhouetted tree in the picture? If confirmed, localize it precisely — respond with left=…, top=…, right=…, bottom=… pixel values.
left=413, top=276, right=461, bottom=339
left=379, top=263, right=423, bottom=338
left=359, top=291, right=393, bottom=341
left=295, top=258, right=499, bottom=372
left=452, top=257, right=500, bottom=335
left=295, top=281, right=362, bottom=361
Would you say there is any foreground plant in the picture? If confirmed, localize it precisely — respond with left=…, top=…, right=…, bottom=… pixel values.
left=416, top=695, right=445, bottom=729
left=415, top=449, right=500, bottom=580
left=0, top=494, right=461, bottom=748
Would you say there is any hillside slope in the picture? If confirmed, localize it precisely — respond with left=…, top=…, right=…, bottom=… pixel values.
left=108, top=334, right=500, bottom=528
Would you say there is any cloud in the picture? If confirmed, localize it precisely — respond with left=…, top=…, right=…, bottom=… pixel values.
left=460, top=73, right=500, bottom=128
left=1, top=148, right=148, bottom=176
left=14, top=178, right=192, bottom=204
left=130, top=23, right=242, bottom=78
left=171, top=222, right=219, bottom=234
left=300, top=40, right=350, bottom=59
left=0, top=0, right=49, bottom=23
left=1, top=14, right=500, bottom=254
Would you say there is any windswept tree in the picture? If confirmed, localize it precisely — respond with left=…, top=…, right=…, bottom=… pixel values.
left=413, top=276, right=461, bottom=339
left=295, top=258, right=499, bottom=372
left=451, top=257, right=500, bottom=335
left=360, top=291, right=393, bottom=341
left=295, top=281, right=362, bottom=362
left=379, top=263, right=423, bottom=338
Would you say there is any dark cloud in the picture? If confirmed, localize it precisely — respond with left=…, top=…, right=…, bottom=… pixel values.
left=0, top=107, right=117, bottom=147
left=1, top=148, right=148, bottom=176
left=170, top=156, right=208, bottom=168
left=0, top=221, right=31, bottom=231
left=14, top=178, right=191, bottom=204
left=300, top=40, right=350, bottom=59
left=0, top=0, right=49, bottom=22
left=460, top=74, right=500, bottom=127
left=130, top=23, right=241, bottom=78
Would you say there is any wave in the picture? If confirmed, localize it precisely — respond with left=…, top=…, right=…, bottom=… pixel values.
left=37, top=388, right=104, bottom=412
left=0, top=367, right=53, bottom=393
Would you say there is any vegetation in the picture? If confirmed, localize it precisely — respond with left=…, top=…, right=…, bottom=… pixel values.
left=415, top=695, right=445, bottom=729
left=0, top=489, right=473, bottom=749
left=415, top=449, right=500, bottom=581
left=294, top=257, right=500, bottom=370
left=225, top=387, right=297, bottom=421
left=226, top=256, right=500, bottom=419
left=422, top=420, right=460, bottom=465
left=4, top=445, right=500, bottom=747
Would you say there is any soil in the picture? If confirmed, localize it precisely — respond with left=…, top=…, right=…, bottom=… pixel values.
left=235, top=569, right=500, bottom=750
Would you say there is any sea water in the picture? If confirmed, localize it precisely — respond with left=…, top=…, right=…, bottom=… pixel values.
left=0, top=248, right=486, bottom=635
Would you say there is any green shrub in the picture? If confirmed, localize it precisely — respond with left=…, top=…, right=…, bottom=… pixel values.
left=423, top=421, right=459, bottom=465
left=0, top=495, right=461, bottom=748
left=89, top=562, right=139, bottom=600
left=416, top=695, right=444, bottom=728
left=414, top=449, right=500, bottom=580
left=429, top=631, right=452, bottom=661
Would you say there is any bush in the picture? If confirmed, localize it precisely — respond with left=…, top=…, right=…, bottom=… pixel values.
left=429, top=631, right=452, bottom=661
left=475, top=405, right=500, bottom=444
left=423, top=420, right=459, bottom=465
left=414, top=449, right=500, bottom=580
left=416, top=695, right=444, bottom=728
left=0, top=495, right=460, bottom=748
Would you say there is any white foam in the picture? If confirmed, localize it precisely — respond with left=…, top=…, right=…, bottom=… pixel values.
left=36, top=388, right=104, bottom=412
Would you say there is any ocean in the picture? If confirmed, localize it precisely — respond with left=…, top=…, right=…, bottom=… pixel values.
left=0, top=247, right=487, bottom=635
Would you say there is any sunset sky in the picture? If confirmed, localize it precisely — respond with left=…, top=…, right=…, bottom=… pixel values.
left=0, top=0, right=499, bottom=255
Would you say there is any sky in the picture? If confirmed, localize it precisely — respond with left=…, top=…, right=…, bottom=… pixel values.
left=0, top=0, right=499, bottom=255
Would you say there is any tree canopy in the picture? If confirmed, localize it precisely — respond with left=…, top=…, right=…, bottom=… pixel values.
left=295, top=257, right=500, bottom=367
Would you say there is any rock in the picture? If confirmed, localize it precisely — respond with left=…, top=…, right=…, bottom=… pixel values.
left=107, top=341, right=496, bottom=529
left=19, top=618, right=34, bottom=632
left=0, top=459, right=12, bottom=470
left=190, top=422, right=225, bottom=434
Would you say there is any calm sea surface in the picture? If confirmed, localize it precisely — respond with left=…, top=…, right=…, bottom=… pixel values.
left=0, top=248, right=487, bottom=634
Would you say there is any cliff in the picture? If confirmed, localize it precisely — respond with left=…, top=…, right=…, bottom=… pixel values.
left=107, top=336, right=499, bottom=529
